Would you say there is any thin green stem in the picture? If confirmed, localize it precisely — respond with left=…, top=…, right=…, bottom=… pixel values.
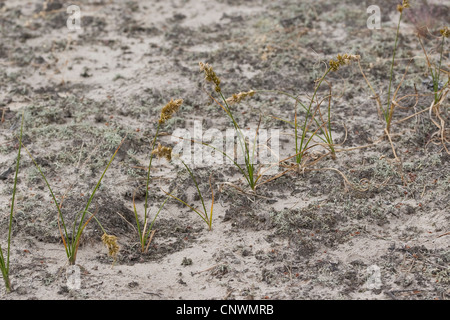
left=326, top=86, right=335, bottom=158
left=435, top=36, right=445, bottom=103
left=0, top=111, right=24, bottom=293
left=164, top=192, right=209, bottom=225
left=218, top=91, right=256, bottom=189
left=144, top=195, right=169, bottom=242
left=387, top=11, right=403, bottom=120
left=6, top=113, right=23, bottom=276
left=91, top=215, right=107, bottom=234
left=298, top=68, right=331, bottom=163
left=181, top=160, right=208, bottom=217
left=258, top=88, right=337, bottom=145
left=144, top=124, right=161, bottom=223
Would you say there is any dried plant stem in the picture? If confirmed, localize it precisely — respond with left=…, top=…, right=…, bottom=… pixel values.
left=384, top=128, right=400, bottom=162
left=428, top=90, right=450, bottom=154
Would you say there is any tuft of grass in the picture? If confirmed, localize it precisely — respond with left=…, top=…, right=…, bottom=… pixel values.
left=199, top=62, right=260, bottom=190
left=197, top=59, right=359, bottom=189
left=163, top=156, right=215, bottom=231
left=263, top=54, right=360, bottom=165
left=132, top=99, right=182, bottom=253
left=23, top=135, right=126, bottom=265
left=0, top=111, right=24, bottom=293
left=417, top=27, right=449, bottom=105
left=359, top=1, right=412, bottom=133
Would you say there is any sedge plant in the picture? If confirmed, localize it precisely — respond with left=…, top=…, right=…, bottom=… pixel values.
left=246, top=54, right=359, bottom=167
left=266, top=54, right=360, bottom=166
left=132, top=99, right=182, bottom=253
left=360, top=0, right=411, bottom=133
left=0, top=112, right=24, bottom=293
left=255, top=87, right=338, bottom=164
left=199, top=62, right=261, bottom=190
left=198, top=60, right=354, bottom=187
left=23, top=136, right=125, bottom=265
left=294, top=54, right=361, bottom=164
left=157, top=147, right=215, bottom=231
left=418, top=26, right=449, bottom=105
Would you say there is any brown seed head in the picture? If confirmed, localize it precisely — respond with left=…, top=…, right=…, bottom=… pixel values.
left=102, top=233, right=119, bottom=260
left=159, top=99, right=183, bottom=124
left=397, top=0, right=410, bottom=12
left=440, top=26, right=449, bottom=38
left=199, top=62, right=221, bottom=92
left=226, top=90, right=256, bottom=105
left=152, top=143, right=172, bottom=161
left=329, top=53, right=360, bottom=72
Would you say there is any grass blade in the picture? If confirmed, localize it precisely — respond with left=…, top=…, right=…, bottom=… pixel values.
left=0, top=110, right=24, bottom=292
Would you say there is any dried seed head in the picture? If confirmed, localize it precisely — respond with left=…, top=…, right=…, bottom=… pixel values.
left=102, top=233, right=119, bottom=260
left=226, top=90, right=256, bottom=105
left=440, top=26, right=449, bottom=38
left=159, top=99, right=183, bottom=124
left=397, top=0, right=410, bottom=12
left=329, top=60, right=340, bottom=72
left=329, top=53, right=360, bottom=72
left=199, top=62, right=221, bottom=92
left=152, top=143, right=172, bottom=161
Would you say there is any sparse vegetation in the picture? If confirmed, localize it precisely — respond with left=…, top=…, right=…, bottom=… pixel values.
left=0, top=0, right=448, bottom=300
left=23, top=135, right=125, bottom=266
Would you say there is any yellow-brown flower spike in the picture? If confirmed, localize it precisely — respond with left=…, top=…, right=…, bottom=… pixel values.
left=159, top=99, right=183, bottom=124
left=152, top=143, right=172, bottom=161
left=199, top=62, right=221, bottom=93
left=397, top=0, right=410, bottom=12
left=102, top=233, right=119, bottom=260
left=440, top=26, right=449, bottom=38
left=226, top=90, right=256, bottom=105
left=329, top=54, right=360, bottom=72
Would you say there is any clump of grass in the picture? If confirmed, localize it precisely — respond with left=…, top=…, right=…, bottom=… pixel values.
left=162, top=149, right=215, bottom=231
left=23, top=135, right=126, bottom=265
left=0, top=112, right=24, bottom=293
left=359, top=0, right=411, bottom=133
left=198, top=59, right=360, bottom=190
left=295, top=53, right=360, bottom=164
left=418, top=26, right=449, bottom=105
left=147, top=110, right=215, bottom=230
left=254, top=53, right=360, bottom=168
left=132, top=99, right=182, bottom=253
left=414, top=26, right=450, bottom=153
left=199, top=62, right=260, bottom=190
left=388, top=0, right=410, bottom=107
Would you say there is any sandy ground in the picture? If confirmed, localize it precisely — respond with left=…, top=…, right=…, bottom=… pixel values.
left=0, top=0, right=449, bottom=300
